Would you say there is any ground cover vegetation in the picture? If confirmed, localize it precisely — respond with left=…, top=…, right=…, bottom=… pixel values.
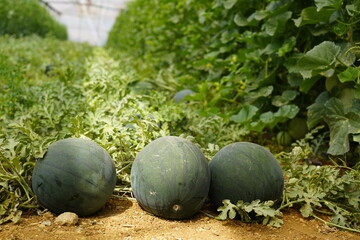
left=0, top=0, right=359, bottom=234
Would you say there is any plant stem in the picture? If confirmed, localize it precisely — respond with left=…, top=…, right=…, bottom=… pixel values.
left=277, top=200, right=304, bottom=211
left=312, top=214, right=360, bottom=233
left=200, top=210, right=222, bottom=220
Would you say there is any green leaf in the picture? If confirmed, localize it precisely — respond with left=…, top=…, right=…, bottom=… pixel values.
left=246, top=86, right=273, bottom=104
left=277, top=37, right=296, bottom=57
left=315, top=0, right=344, bottom=11
left=326, top=203, right=350, bottom=227
left=324, top=98, right=360, bottom=155
left=230, top=105, right=259, bottom=123
left=300, top=75, right=322, bottom=93
left=220, top=29, right=237, bottom=44
left=249, top=120, right=267, bottom=132
left=337, top=67, right=359, bottom=83
left=307, top=91, right=330, bottom=129
left=263, top=11, right=292, bottom=36
left=249, top=105, right=299, bottom=131
left=234, top=13, right=248, bottom=27
left=217, top=199, right=238, bottom=220
left=300, top=41, right=340, bottom=70
left=272, top=90, right=299, bottom=107
left=204, top=51, right=220, bottom=60
left=300, top=203, right=313, bottom=217
left=267, top=217, right=284, bottom=228
left=356, top=87, right=360, bottom=99
left=293, top=7, right=335, bottom=27
left=223, top=0, right=237, bottom=9
left=236, top=200, right=283, bottom=227
left=242, top=200, right=277, bottom=217
left=331, top=212, right=348, bottom=227
left=347, top=185, right=360, bottom=208
left=346, top=2, right=360, bottom=16
left=333, top=22, right=349, bottom=37
left=289, top=41, right=341, bottom=78
left=337, top=42, right=357, bottom=66
left=281, top=90, right=299, bottom=101
left=260, top=111, right=275, bottom=124
left=274, top=104, right=300, bottom=120
left=353, top=134, right=360, bottom=142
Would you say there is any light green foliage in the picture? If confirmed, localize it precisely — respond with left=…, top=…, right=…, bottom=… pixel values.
left=280, top=140, right=359, bottom=231
left=217, top=199, right=284, bottom=227
left=0, top=0, right=67, bottom=39
left=0, top=36, right=92, bottom=224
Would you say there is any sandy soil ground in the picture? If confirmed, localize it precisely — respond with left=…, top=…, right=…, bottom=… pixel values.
left=1, top=197, right=359, bottom=240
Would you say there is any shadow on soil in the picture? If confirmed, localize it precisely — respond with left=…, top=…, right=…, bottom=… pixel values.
left=94, top=197, right=134, bottom=218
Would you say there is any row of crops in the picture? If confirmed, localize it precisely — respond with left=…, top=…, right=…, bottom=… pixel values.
left=0, top=0, right=359, bottom=232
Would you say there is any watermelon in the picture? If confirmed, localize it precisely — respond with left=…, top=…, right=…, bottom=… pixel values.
left=276, top=131, right=292, bottom=146
left=131, top=136, right=210, bottom=219
left=288, top=118, right=308, bottom=140
left=173, top=89, right=195, bottom=102
left=31, top=138, right=117, bottom=216
left=209, top=142, right=284, bottom=207
left=339, top=88, right=356, bottom=108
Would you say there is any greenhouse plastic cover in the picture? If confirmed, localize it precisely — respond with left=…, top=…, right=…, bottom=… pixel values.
left=43, top=0, right=131, bottom=46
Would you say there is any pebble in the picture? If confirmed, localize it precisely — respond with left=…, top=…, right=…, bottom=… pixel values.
left=54, top=212, right=79, bottom=226
left=40, top=220, right=52, bottom=226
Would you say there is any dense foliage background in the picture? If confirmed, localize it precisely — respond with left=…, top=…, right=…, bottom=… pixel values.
left=0, top=0, right=67, bottom=39
left=108, top=0, right=360, bottom=158
left=0, top=0, right=359, bottom=232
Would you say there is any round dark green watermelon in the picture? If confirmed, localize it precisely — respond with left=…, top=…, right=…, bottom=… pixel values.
left=209, top=142, right=284, bottom=207
left=131, top=136, right=210, bottom=220
left=31, top=138, right=117, bottom=216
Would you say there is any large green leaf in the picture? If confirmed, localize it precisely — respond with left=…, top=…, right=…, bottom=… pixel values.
left=293, top=7, right=336, bottom=27
left=234, top=13, right=249, bottom=27
left=337, top=67, right=359, bottom=83
left=230, top=105, right=259, bottom=123
left=324, top=98, right=360, bottom=155
left=315, top=0, right=344, bottom=11
left=263, top=11, right=292, bottom=36
left=307, top=91, right=330, bottom=129
left=223, top=0, right=237, bottom=9
left=274, top=104, right=299, bottom=120
left=288, top=41, right=341, bottom=78
left=346, top=1, right=360, bottom=16
left=299, top=75, right=322, bottom=93
left=245, top=86, right=274, bottom=104
left=271, top=90, right=298, bottom=107
left=249, top=104, right=299, bottom=131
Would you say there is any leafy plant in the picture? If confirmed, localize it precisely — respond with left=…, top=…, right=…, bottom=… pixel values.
left=216, top=199, right=284, bottom=227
